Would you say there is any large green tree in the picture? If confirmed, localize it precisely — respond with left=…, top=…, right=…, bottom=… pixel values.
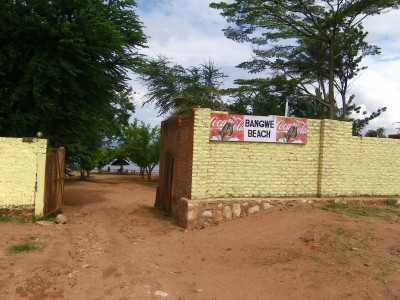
left=211, top=0, right=399, bottom=120
left=120, top=119, right=160, bottom=180
left=0, top=0, right=146, bottom=164
left=365, top=127, right=386, bottom=138
left=227, top=75, right=328, bottom=118
left=140, top=56, right=227, bottom=116
left=67, top=87, right=136, bottom=172
left=226, top=75, right=386, bottom=135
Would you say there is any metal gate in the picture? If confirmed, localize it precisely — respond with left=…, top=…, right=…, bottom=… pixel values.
left=44, top=148, right=65, bottom=217
left=159, top=151, right=174, bottom=213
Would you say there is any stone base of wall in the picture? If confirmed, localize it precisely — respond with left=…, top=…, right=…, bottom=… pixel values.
left=177, top=197, right=400, bottom=230
left=0, top=205, right=35, bottom=217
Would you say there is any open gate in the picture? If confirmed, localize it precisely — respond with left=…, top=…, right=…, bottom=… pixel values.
left=44, top=148, right=65, bottom=217
left=159, top=151, right=174, bottom=213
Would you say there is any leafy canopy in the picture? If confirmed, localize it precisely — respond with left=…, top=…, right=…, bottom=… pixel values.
left=211, top=0, right=399, bottom=122
left=0, top=0, right=146, bottom=165
left=120, top=119, right=160, bottom=180
left=365, top=127, right=386, bottom=138
left=227, top=75, right=328, bottom=119
left=140, top=56, right=228, bottom=116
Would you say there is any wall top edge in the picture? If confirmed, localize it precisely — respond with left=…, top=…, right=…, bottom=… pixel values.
left=0, top=137, right=48, bottom=144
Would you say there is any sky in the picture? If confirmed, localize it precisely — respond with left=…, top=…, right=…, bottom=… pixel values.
left=132, top=0, right=400, bottom=135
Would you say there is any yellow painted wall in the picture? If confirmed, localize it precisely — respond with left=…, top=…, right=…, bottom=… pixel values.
left=190, top=108, right=400, bottom=199
left=0, top=138, right=47, bottom=215
left=318, top=121, right=400, bottom=196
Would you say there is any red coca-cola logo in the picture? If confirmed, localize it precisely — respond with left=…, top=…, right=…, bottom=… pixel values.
left=210, top=116, right=244, bottom=132
left=210, top=117, right=226, bottom=128
left=276, top=120, right=307, bottom=134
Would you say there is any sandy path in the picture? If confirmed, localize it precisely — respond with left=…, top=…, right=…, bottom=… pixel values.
left=0, top=174, right=400, bottom=299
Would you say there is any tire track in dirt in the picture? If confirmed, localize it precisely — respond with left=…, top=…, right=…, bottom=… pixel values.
left=2, top=174, right=400, bottom=300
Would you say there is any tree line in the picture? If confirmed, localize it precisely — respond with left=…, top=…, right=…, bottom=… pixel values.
left=1, top=0, right=399, bottom=179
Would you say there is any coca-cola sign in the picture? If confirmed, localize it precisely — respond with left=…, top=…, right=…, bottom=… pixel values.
left=210, top=114, right=307, bottom=144
left=209, top=114, right=244, bottom=141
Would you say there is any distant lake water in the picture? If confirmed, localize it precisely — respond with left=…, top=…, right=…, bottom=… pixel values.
left=94, top=163, right=159, bottom=174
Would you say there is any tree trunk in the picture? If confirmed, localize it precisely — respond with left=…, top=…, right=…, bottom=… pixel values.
left=341, top=91, right=347, bottom=120
left=328, top=41, right=336, bottom=120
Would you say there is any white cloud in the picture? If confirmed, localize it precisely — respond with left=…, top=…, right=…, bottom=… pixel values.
left=351, top=58, right=400, bottom=134
left=363, top=9, right=400, bottom=57
left=134, top=1, right=400, bottom=134
left=342, top=8, right=400, bottom=134
left=131, top=102, right=164, bottom=128
left=137, top=0, right=252, bottom=66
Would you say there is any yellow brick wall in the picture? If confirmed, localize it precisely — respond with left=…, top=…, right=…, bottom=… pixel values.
left=318, top=120, right=400, bottom=196
left=0, top=138, right=47, bottom=215
left=190, top=109, right=400, bottom=199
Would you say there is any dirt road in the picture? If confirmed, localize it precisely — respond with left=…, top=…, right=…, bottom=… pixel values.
left=1, top=174, right=400, bottom=299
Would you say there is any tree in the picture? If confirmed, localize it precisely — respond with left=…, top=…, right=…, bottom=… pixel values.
left=93, top=147, right=115, bottom=173
left=120, top=119, right=160, bottom=180
left=0, top=0, right=146, bottom=165
left=225, top=74, right=384, bottom=135
left=365, top=127, right=387, bottom=138
left=108, top=146, right=131, bottom=172
left=344, top=98, right=386, bottom=136
left=227, top=75, right=328, bottom=118
left=67, top=87, right=137, bottom=178
left=210, top=0, right=399, bottom=120
left=140, top=56, right=228, bottom=116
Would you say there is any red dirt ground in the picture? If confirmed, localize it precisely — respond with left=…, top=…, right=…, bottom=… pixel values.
left=1, top=174, right=400, bottom=300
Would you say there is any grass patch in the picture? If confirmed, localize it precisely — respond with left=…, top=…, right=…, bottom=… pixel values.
left=7, top=243, right=38, bottom=254
left=347, top=206, right=399, bottom=218
left=31, top=210, right=62, bottom=222
left=325, top=202, right=348, bottom=209
left=322, top=223, right=334, bottom=229
left=16, top=216, right=32, bottom=224
left=324, top=202, right=400, bottom=218
left=384, top=199, right=398, bottom=207
left=23, top=235, right=38, bottom=242
left=361, top=207, right=399, bottom=214
left=374, top=272, right=390, bottom=280
left=0, top=210, right=62, bottom=224
left=334, top=227, right=352, bottom=237
left=348, top=211, right=383, bottom=218
left=0, top=213, right=12, bottom=222
left=310, top=256, right=322, bottom=263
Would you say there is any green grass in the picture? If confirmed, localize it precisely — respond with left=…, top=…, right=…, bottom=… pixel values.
left=374, top=272, right=390, bottom=281
left=334, top=226, right=352, bottom=237
left=361, top=207, right=400, bottom=214
left=31, top=210, right=62, bottom=222
left=325, top=202, right=348, bottom=209
left=1, top=210, right=62, bottom=223
left=348, top=206, right=399, bottom=218
left=0, top=213, right=12, bottom=222
left=7, top=243, right=38, bottom=254
left=324, top=202, right=400, bottom=218
left=321, top=223, right=334, bottom=229
left=348, top=211, right=383, bottom=218
left=23, top=235, right=38, bottom=242
left=384, top=199, right=398, bottom=207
